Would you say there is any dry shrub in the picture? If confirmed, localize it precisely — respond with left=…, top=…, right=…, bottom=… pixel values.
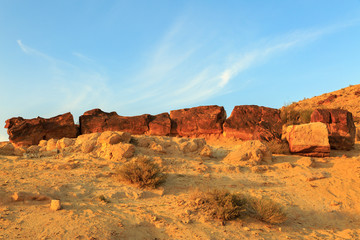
left=191, top=189, right=247, bottom=221
left=280, top=105, right=313, bottom=126
left=191, top=189, right=287, bottom=224
left=265, top=140, right=290, bottom=154
left=115, top=156, right=165, bottom=189
left=247, top=197, right=287, bottom=224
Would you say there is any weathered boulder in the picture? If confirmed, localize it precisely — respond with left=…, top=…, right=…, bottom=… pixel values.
left=97, top=143, right=135, bottom=160
left=147, top=113, right=171, bottom=136
left=79, top=109, right=150, bottom=135
left=223, top=105, right=282, bottom=141
left=170, top=105, right=226, bottom=137
left=0, top=142, right=24, bottom=156
left=179, top=138, right=206, bottom=153
left=223, top=140, right=272, bottom=166
left=286, top=122, right=330, bottom=157
left=311, top=109, right=355, bottom=150
left=97, top=131, right=131, bottom=145
left=56, top=138, right=75, bottom=149
left=4, top=112, right=78, bottom=147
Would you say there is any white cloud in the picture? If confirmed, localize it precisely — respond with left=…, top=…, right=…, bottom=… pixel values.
left=16, top=40, right=111, bottom=117
left=73, top=52, right=94, bottom=63
left=125, top=23, right=341, bottom=110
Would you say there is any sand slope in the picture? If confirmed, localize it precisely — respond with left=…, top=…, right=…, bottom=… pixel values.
left=1, top=134, right=360, bottom=240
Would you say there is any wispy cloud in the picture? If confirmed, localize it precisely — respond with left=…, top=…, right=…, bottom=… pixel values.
left=16, top=40, right=110, bottom=116
left=73, top=52, right=95, bottom=63
left=122, top=20, right=354, bottom=111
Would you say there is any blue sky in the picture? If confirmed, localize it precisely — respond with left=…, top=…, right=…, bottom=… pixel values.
left=1, top=1, right=360, bottom=141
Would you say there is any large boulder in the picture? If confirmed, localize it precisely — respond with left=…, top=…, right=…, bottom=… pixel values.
left=147, top=113, right=171, bottom=136
left=311, top=109, right=355, bottom=150
left=79, top=108, right=150, bottom=135
left=223, top=105, right=282, bottom=141
left=286, top=122, right=330, bottom=157
left=4, top=112, right=78, bottom=147
left=169, top=105, right=226, bottom=137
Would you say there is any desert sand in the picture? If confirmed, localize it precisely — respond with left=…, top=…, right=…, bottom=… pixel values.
left=1, top=132, right=360, bottom=240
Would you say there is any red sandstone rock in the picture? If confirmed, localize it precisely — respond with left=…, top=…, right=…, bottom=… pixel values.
left=223, top=105, right=282, bottom=141
left=148, top=113, right=171, bottom=136
left=169, top=105, right=226, bottom=137
left=79, top=108, right=150, bottom=135
left=317, top=94, right=338, bottom=105
left=4, top=112, right=78, bottom=147
left=311, top=108, right=355, bottom=150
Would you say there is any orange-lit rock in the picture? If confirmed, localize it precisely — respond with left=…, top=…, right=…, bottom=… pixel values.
left=311, top=109, right=355, bottom=150
left=169, top=105, right=226, bottom=137
left=223, top=105, right=282, bottom=141
left=79, top=108, right=150, bottom=135
left=148, top=113, right=171, bottom=136
left=4, top=112, right=78, bottom=147
left=317, top=94, right=338, bottom=105
left=286, top=122, right=330, bottom=157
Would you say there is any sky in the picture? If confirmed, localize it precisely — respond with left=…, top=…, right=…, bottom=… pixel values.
left=1, top=0, right=360, bottom=141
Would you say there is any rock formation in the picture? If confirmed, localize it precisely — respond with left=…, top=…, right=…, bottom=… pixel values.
left=79, top=108, right=150, bottom=135
left=169, top=105, right=226, bottom=137
left=147, top=113, right=171, bottom=136
left=4, top=112, right=78, bottom=147
left=311, top=109, right=355, bottom=150
left=223, top=105, right=282, bottom=141
left=286, top=122, right=330, bottom=157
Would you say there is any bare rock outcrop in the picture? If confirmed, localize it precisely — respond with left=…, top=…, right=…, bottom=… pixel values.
left=223, top=105, right=282, bottom=141
left=4, top=112, right=78, bottom=147
left=79, top=109, right=150, bottom=135
left=169, top=105, right=226, bottom=137
left=311, top=109, right=355, bottom=150
left=286, top=122, right=330, bottom=157
left=147, top=113, right=171, bottom=136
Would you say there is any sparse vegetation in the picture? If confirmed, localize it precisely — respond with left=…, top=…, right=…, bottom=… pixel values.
left=265, top=140, right=290, bottom=154
left=115, top=156, right=166, bottom=189
left=280, top=104, right=313, bottom=126
left=247, top=197, right=287, bottom=224
left=191, top=189, right=287, bottom=224
left=98, top=194, right=110, bottom=203
left=191, top=189, right=247, bottom=221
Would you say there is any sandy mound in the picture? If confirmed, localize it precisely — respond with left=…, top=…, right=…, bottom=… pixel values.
left=1, top=132, right=360, bottom=239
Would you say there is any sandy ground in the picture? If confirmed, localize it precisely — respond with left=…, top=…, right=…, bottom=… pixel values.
left=1, top=135, right=360, bottom=240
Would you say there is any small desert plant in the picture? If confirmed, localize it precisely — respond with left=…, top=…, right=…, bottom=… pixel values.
left=98, top=194, right=110, bottom=203
left=191, top=189, right=247, bottom=221
left=247, top=197, right=287, bottom=224
left=265, top=140, right=290, bottom=154
left=115, top=156, right=165, bottom=189
left=280, top=105, right=313, bottom=126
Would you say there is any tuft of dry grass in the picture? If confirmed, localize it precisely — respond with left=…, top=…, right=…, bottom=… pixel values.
left=191, top=189, right=247, bottom=221
left=191, top=189, right=287, bottom=224
left=265, top=140, right=290, bottom=155
left=247, top=197, right=287, bottom=224
left=280, top=105, right=313, bottom=126
left=115, top=156, right=166, bottom=189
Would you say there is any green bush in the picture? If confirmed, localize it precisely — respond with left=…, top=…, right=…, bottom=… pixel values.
left=115, top=156, right=165, bottom=189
